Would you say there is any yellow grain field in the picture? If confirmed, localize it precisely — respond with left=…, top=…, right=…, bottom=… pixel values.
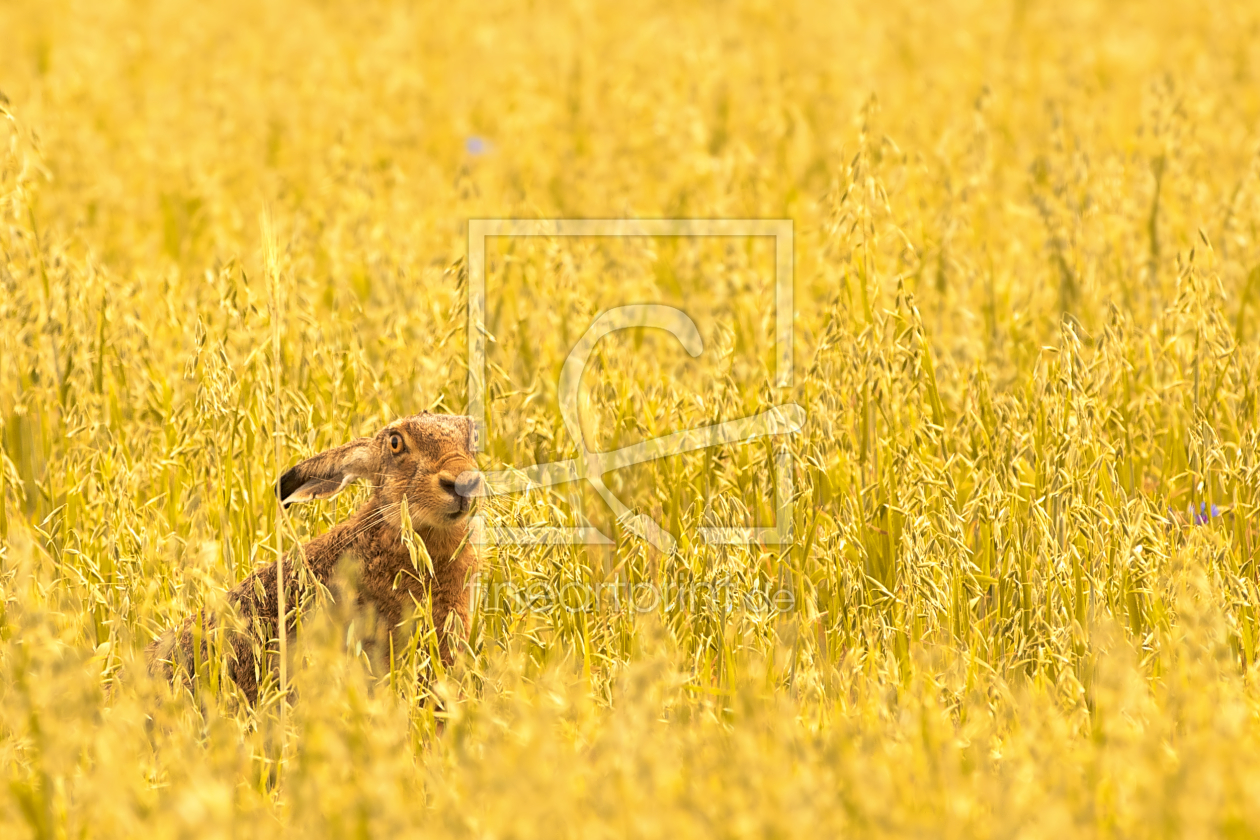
left=3, top=0, right=1260, bottom=835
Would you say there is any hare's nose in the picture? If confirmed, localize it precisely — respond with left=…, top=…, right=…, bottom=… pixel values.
left=454, top=471, right=485, bottom=498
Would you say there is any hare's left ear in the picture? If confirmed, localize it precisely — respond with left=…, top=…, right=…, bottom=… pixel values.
left=277, top=438, right=378, bottom=507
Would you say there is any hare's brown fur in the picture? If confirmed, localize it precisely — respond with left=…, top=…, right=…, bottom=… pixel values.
left=148, top=412, right=481, bottom=704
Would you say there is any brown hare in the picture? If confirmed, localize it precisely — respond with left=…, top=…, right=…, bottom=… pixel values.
left=148, top=412, right=483, bottom=704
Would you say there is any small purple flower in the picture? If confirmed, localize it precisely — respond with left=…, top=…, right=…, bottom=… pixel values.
left=465, top=136, right=489, bottom=156
left=1193, top=502, right=1222, bottom=525
left=1167, top=502, right=1226, bottom=526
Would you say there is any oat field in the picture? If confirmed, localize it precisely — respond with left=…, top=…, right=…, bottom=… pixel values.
left=4, top=0, right=1260, bottom=836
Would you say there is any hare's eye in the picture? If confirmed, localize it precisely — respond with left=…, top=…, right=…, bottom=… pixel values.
left=388, top=433, right=404, bottom=454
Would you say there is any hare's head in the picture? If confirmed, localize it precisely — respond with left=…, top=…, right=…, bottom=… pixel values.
left=277, top=413, right=483, bottom=528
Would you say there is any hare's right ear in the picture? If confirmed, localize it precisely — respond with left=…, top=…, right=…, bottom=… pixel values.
left=277, top=438, right=378, bottom=507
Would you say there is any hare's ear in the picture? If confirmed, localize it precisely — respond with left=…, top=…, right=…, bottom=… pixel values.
left=277, top=438, right=377, bottom=507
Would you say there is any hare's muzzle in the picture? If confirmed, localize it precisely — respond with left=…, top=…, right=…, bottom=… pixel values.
left=454, top=471, right=484, bottom=497
left=455, top=470, right=485, bottom=512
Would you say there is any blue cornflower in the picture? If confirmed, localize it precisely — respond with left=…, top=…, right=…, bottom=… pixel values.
left=1167, top=502, right=1226, bottom=526
left=465, top=136, right=489, bottom=155
left=1193, top=502, right=1222, bottom=525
